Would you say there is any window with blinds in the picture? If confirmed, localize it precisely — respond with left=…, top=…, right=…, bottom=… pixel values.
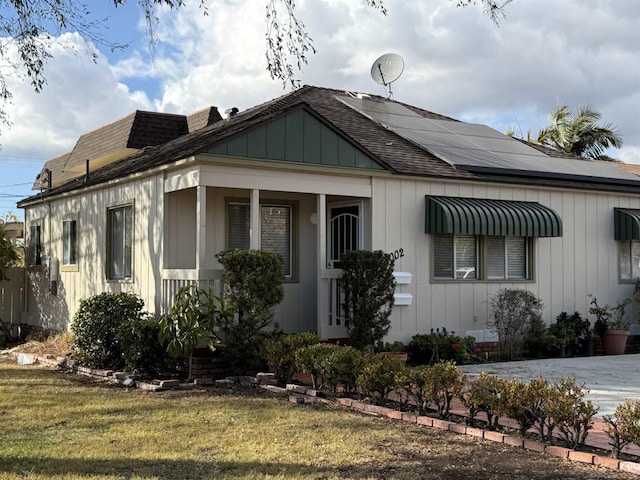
left=433, top=234, right=477, bottom=280
left=619, top=240, right=640, bottom=280
left=108, top=205, right=133, bottom=280
left=62, top=219, right=77, bottom=266
left=433, top=234, right=530, bottom=281
left=227, top=202, right=294, bottom=278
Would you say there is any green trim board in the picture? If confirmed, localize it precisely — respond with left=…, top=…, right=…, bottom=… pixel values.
left=614, top=208, right=640, bottom=241
left=425, top=196, right=563, bottom=237
left=208, top=109, right=384, bottom=170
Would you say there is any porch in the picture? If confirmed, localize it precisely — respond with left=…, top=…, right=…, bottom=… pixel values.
left=161, top=162, right=372, bottom=338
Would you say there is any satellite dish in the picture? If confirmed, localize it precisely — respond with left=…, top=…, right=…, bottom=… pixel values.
left=371, top=53, right=404, bottom=99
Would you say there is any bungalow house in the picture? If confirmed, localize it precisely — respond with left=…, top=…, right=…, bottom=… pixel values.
left=17, top=86, right=640, bottom=344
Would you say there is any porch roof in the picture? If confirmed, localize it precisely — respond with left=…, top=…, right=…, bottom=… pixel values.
left=425, top=195, right=563, bottom=237
left=614, top=208, right=640, bottom=241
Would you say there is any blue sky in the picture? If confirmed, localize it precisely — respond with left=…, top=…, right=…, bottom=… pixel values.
left=1, top=0, right=639, bottom=220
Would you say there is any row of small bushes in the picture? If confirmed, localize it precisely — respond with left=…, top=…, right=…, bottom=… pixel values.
left=265, top=333, right=640, bottom=456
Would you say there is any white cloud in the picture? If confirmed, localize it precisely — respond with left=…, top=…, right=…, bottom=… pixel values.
left=1, top=33, right=151, bottom=161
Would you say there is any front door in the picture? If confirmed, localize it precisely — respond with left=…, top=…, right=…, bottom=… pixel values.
left=328, top=204, right=361, bottom=268
left=326, top=203, right=361, bottom=334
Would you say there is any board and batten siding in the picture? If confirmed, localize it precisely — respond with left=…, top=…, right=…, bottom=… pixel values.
left=23, top=174, right=164, bottom=331
left=371, top=176, right=640, bottom=343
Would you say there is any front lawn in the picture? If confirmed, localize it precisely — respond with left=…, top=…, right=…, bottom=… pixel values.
left=0, top=360, right=627, bottom=479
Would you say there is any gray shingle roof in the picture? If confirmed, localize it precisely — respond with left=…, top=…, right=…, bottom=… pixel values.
left=20, top=86, right=640, bottom=206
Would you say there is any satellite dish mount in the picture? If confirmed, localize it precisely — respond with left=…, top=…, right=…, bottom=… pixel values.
left=371, top=53, right=404, bottom=99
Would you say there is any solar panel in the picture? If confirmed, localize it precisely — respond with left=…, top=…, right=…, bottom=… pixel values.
left=336, top=95, right=640, bottom=185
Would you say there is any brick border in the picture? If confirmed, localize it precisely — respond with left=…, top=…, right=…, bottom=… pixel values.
left=7, top=351, right=639, bottom=476
left=342, top=397, right=640, bottom=476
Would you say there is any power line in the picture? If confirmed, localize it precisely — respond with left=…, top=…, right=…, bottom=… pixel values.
left=0, top=181, right=33, bottom=187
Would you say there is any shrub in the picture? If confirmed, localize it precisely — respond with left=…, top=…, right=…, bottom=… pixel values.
left=118, top=314, right=180, bottom=378
left=422, top=361, right=464, bottom=418
left=501, top=378, right=540, bottom=436
left=357, top=353, right=404, bottom=405
left=409, top=329, right=474, bottom=365
left=263, top=332, right=320, bottom=386
left=547, top=377, right=598, bottom=449
left=604, top=399, right=640, bottom=458
left=525, top=376, right=556, bottom=444
left=295, top=343, right=337, bottom=390
left=340, top=250, right=396, bottom=351
left=319, top=345, right=364, bottom=395
left=461, top=372, right=509, bottom=430
left=489, top=289, right=543, bottom=360
left=71, top=292, right=145, bottom=369
left=216, top=249, right=284, bottom=374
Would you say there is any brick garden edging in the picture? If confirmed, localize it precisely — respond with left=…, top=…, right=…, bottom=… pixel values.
left=7, top=350, right=640, bottom=476
left=337, top=396, right=640, bottom=476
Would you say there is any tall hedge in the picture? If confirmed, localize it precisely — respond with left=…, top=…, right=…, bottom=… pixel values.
left=340, top=250, right=396, bottom=351
left=215, top=249, right=284, bottom=373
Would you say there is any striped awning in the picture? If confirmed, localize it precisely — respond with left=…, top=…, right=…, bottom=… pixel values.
left=425, top=196, right=563, bottom=237
left=614, top=208, right=640, bottom=241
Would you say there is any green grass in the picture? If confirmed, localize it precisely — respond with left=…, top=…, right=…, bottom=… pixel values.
left=0, top=360, right=626, bottom=480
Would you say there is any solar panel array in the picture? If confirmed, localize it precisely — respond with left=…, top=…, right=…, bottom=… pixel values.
left=337, top=95, right=640, bottom=185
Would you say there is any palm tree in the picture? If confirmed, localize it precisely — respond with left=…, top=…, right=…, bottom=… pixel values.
left=536, top=105, right=623, bottom=160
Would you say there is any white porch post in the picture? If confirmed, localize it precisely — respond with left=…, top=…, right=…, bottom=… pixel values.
left=195, top=185, right=207, bottom=270
left=249, top=189, right=260, bottom=250
left=317, top=194, right=327, bottom=337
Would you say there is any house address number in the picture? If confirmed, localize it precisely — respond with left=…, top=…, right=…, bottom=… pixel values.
left=389, top=248, right=405, bottom=260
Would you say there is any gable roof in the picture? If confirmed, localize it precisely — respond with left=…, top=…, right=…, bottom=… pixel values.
left=20, top=86, right=640, bottom=207
left=32, top=108, right=221, bottom=190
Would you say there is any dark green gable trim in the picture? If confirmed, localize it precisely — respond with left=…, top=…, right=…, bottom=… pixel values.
left=614, top=208, right=640, bottom=241
left=425, top=195, right=563, bottom=237
left=208, top=109, right=385, bottom=170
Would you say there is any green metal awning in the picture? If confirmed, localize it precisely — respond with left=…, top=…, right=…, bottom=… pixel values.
left=425, top=196, right=563, bottom=237
left=614, top=208, right=640, bottom=241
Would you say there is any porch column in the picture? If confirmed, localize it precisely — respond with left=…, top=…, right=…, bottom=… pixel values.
left=249, top=189, right=260, bottom=250
left=317, top=194, right=327, bottom=337
left=195, top=186, right=207, bottom=269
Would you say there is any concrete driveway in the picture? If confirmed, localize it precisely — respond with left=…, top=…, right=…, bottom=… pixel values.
left=459, top=354, right=640, bottom=417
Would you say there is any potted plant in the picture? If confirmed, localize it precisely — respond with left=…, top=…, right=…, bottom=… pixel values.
left=547, top=315, right=576, bottom=358
left=563, top=311, right=593, bottom=356
left=589, top=295, right=631, bottom=355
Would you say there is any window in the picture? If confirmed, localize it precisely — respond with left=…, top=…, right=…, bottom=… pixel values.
left=227, top=202, right=294, bottom=278
left=107, top=205, right=133, bottom=280
left=29, top=222, right=42, bottom=266
left=433, top=234, right=530, bottom=281
left=619, top=240, right=640, bottom=280
left=62, top=219, right=77, bottom=266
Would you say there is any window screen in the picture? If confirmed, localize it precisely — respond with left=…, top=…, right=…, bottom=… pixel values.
left=63, top=219, right=77, bottom=266
left=108, top=206, right=132, bottom=279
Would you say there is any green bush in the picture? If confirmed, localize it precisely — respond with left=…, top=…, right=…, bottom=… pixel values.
left=461, top=372, right=509, bottom=430
left=408, top=329, right=475, bottom=365
left=118, top=314, right=180, bottom=378
left=604, top=399, right=640, bottom=458
left=216, top=249, right=284, bottom=374
left=501, top=378, right=539, bottom=436
left=71, top=292, right=145, bottom=369
left=340, top=250, right=396, bottom=351
left=357, top=353, right=404, bottom=406
left=547, top=377, right=598, bottom=449
left=263, top=332, right=320, bottom=386
left=319, top=345, right=364, bottom=395
left=295, top=343, right=338, bottom=390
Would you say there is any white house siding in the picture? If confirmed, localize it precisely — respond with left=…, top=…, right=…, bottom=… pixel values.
left=23, top=174, right=164, bottom=331
left=371, top=176, right=640, bottom=344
